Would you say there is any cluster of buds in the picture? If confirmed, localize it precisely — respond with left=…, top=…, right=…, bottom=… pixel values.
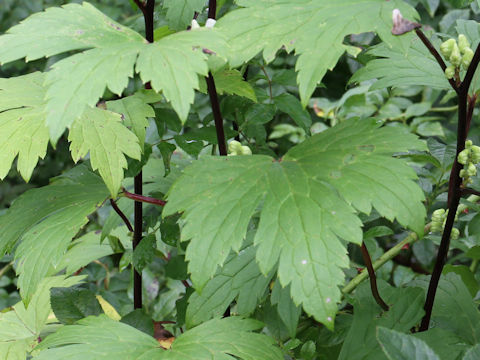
left=440, top=34, right=474, bottom=79
left=431, top=209, right=460, bottom=240
left=228, top=140, right=252, bottom=156
left=458, top=140, right=480, bottom=185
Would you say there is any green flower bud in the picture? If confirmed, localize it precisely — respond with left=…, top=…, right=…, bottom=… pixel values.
left=458, top=149, right=471, bottom=165
left=471, top=146, right=480, bottom=163
left=228, top=140, right=243, bottom=156
left=460, top=169, right=467, bottom=178
left=431, top=223, right=443, bottom=233
left=450, top=43, right=462, bottom=67
left=440, top=38, right=457, bottom=58
left=458, top=34, right=470, bottom=53
left=241, top=145, right=252, bottom=155
left=445, top=65, right=456, bottom=79
left=466, top=140, right=473, bottom=148
left=450, top=227, right=460, bottom=240
left=467, top=163, right=477, bottom=176
left=462, top=47, right=474, bottom=69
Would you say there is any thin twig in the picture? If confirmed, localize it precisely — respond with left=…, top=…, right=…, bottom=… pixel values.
left=260, top=65, right=273, bottom=100
left=123, top=188, right=166, bottom=206
left=414, top=28, right=458, bottom=93
left=461, top=188, right=480, bottom=197
left=360, top=242, right=389, bottom=311
left=466, top=94, right=477, bottom=136
left=110, top=199, right=133, bottom=232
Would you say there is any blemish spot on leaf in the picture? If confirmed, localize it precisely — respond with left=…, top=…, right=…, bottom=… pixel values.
left=327, top=316, right=332, bottom=322
left=301, top=260, right=307, bottom=265
left=357, top=144, right=375, bottom=153
left=343, top=154, right=356, bottom=165
left=75, top=30, right=85, bottom=35
left=329, top=170, right=341, bottom=179
left=326, top=297, right=331, bottom=303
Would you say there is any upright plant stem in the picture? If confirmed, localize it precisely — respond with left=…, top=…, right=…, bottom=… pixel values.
left=416, top=30, right=480, bottom=331
left=132, top=0, right=156, bottom=310
left=205, top=0, right=227, bottom=156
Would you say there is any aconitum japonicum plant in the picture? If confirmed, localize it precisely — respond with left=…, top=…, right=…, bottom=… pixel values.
left=1, top=1, right=480, bottom=359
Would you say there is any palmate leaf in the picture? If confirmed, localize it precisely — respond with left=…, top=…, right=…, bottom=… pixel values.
left=34, top=316, right=283, bottom=360
left=0, top=72, right=49, bottom=182
left=0, top=3, right=226, bottom=141
left=217, top=0, right=419, bottom=106
left=68, top=107, right=141, bottom=196
left=0, top=166, right=109, bottom=301
left=0, top=276, right=83, bottom=360
left=349, top=32, right=450, bottom=90
left=164, top=119, right=426, bottom=328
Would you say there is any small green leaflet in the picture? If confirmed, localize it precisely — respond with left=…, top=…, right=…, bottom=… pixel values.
left=350, top=32, right=450, bottom=90
left=164, top=118, right=426, bottom=328
left=0, top=3, right=226, bottom=140
left=0, top=276, right=83, bottom=360
left=69, top=107, right=141, bottom=197
left=199, top=68, right=257, bottom=102
left=0, top=166, right=109, bottom=301
left=34, top=316, right=283, bottom=360
left=106, top=92, right=157, bottom=150
left=186, top=241, right=273, bottom=328
left=0, top=72, right=49, bottom=181
left=217, top=0, right=419, bottom=106
left=163, top=0, right=206, bottom=31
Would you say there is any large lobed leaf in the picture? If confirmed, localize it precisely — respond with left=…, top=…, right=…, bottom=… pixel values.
left=34, top=316, right=283, bottom=360
left=217, top=0, right=419, bottom=106
left=164, top=119, right=426, bottom=328
left=0, top=166, right=109, bottom=302
left=0, top=3, right=226, bottom=141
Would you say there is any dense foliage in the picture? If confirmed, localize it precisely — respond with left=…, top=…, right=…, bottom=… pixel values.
left=2, top=0, right=480, bottom=359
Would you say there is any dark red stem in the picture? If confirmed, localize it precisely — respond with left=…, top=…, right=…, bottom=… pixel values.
left=110, top=199, right=133, bottom=232
left=123, top=189, right=166, bottom=206
left=360, top=242, right=389, bottom=311
left=418, top=37, right=480, bottom=331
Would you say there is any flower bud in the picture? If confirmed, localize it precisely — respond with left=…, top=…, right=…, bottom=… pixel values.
left=445, top=65, right=456, bottom=79
left=467, top=163, right=477, bottom=176
left=450, top=43, right=462, bottom=67
left=458, top=34, right=470, bottom=53
left=228, top=140, right=243, bottom=156
left=466, top=140, right=473, bottom=148
left=460, top=169, right=467, bottom=178
left=440, top=38, right=456, bottom=58
left=458, top=149, right=470, bottom=165
left=241, top=145, right=252, bottom=155
left=471, top=146, right=480, bottom=163
left=450, top=227, right=460, bottom=240
left=462, top=47, right=474, bottom=69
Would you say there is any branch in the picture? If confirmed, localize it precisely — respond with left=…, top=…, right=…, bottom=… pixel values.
left=360, top=242, right=389, bottom=311
left=342, top=226, right=428, bottom=294
left=414, top=29, right=459, bottom=93
left=460, top=42, right=480, bottom=93
left=110, top=199, right=133, bottom=232
left=461, top=188, right=480, bottom=197
left=123, top=188, right=166, bottom=206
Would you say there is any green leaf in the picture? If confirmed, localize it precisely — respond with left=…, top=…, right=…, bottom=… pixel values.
left=35, top=316, right=283, bottom=360
left=164, top=118, right=426, bottom=328
left=409, top=273, right=480, bottom=344
left=68, top=107, right=141, bottom=197
left=211, top=69, right=257, bottom=102
left=57, top=231, right=115, bottom=276
left=0, top=166, right=108, bottom=300
left=217, top=0, right=419, bottom=105
left=186, top=242, right=273, bottom=328
left=443, top=264, right=480, bottom=297
left=45, top=43, right=141, bottom=141
left=274, top=92, right=312, bottom=131
left=0, top=72, right=49, bottom=181
left=137, top=28, right=226, bottom=122
left=377, top=327, right=440, bottom=360
left=464, top=344, right=480, bottom=360
left=106, top=92, right=156, bottom=150
left=271, top=281, right=301, bottom=338
left=0, top=276, right=83, bottom=359
left=51, top=287, right=102, bottom=325
left=132, top=234, right=156, bottom=273
left=413, top=328, right=470, bottom=360
left=163, top=0, right=206, bottom=31
left=338, top=282, right=425, bottom=360
left=350, top=33, right=449, bottom=90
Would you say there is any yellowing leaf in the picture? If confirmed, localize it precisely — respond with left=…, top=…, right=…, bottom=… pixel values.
left=95, top=296, right=121, bottom=321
